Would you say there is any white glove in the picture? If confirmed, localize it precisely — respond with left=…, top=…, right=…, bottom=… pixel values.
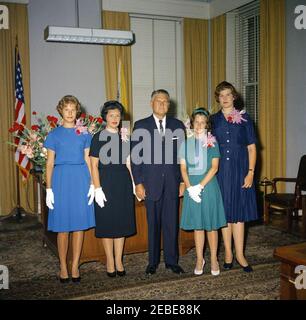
left=87, top=184, right=95, bottom=205
left=46, top=188, right=54, bottom=210
left=94, top=187, right=107, bottom=208
left=132, top=180, right=142, bottom=202
left=190, top=193, right=202, bottom=203
left=187, top=184, right=204, bottom=203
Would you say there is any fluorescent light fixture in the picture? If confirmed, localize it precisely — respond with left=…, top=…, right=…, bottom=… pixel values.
left=44, top=26, right=134, bottom=45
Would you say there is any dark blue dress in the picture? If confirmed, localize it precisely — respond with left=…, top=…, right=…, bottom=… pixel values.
left=89, top=130, right=136, bottom=238
left=211, top=111, right=258, bottom=223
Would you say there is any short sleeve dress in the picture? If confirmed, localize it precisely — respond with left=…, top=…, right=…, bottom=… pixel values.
left=44, top=126, right=95, bottom=232
left=211, top=110, right=258, bottom=223
left=89, top=130, right=136, bottom=238
left=179, top=136, right=227, bottom=231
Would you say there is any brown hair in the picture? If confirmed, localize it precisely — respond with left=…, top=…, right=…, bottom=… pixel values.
left=56, top=95, right=81, bottom=118
left=190, top=107, right=211, bottom=132
left=214, top=81, right=239, bottom=103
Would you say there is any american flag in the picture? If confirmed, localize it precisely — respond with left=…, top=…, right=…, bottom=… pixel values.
left=14, top=47, right=31, bottom=180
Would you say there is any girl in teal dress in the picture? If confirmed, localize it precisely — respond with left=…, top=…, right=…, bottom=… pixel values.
left=180, top=108, right=226, bottom=276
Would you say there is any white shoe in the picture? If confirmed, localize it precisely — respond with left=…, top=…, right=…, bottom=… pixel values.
left=194, top=260, right=205, bottom=276
left=211, top=262, right=220, bottom=276
left=211, top=269, right=220, bottom=276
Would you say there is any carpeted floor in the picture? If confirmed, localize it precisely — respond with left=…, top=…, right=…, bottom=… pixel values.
left=0, top=214, right=305, bottom=300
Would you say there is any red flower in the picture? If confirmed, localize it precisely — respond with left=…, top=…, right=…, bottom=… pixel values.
left=227, top=116, right=233, bottom=123
left=47, top=115, right=58, bottom=123
left=96, top=117, right=103, bottom=124
left=8, top=122, right=24, bottom=133
left=32, top=111, right=37, bottom=115
left=31, top=125, right=40, bottom=131
left=80, top=113, right=86, bottom=118
left=89, top=115, right=94, bottom=122
left=76, top=129, right=81, bottom=135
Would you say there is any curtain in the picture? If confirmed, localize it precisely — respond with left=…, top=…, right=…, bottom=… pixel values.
left=259, top=0, right=286, bottom=188
left=102, top=11, right=133, bottom=121
left=210, top=14, right=226, bottom=113
left=0, top=3, right=36, bottom=216
left=183, top=18, right=209, bottom=115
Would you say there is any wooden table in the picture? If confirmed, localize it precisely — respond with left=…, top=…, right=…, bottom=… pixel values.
left=274, top=242, right=306, bottom=300
left=32, top=172, right=194, bottom=268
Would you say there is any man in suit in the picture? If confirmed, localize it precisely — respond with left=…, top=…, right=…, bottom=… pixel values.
left=131, top=89, right=186, bottom=275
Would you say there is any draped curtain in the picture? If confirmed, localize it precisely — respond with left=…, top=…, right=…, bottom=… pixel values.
left=259, top=0, right=286, bottom=188
left=210, top=14, right=226, bottom=113
left=102, top=11, right=133, bottom=121
left=0, top=3, right=35, bottom=216
left=183, top=18, right=209, bottom=115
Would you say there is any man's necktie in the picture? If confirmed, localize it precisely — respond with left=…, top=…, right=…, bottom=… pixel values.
left=159, top=120, right=164, bottom=136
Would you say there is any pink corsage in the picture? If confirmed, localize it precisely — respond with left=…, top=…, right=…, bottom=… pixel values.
left=202, top=132, right=216, bottom=148
left=120, top=127, right=129, bottom=142
left=226, top=109, right=247, bottom=124
left=75, top=119, right=88, bottom=135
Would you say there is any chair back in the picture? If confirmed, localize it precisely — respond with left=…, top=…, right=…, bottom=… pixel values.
left=296, top=155, right=306, bottom=192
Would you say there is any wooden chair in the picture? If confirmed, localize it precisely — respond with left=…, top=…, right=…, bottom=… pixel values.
left=264, top=155, right=306, bottom=230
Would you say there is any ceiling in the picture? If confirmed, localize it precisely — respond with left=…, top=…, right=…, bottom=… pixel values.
left=176, top=0, right=212, bottom=2
left=177, top=0, right=213, bottom=2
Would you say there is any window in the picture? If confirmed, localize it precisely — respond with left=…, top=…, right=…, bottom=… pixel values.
left=234, top=1, right=260, bottom=123
left=130, top=15, right=183, bottom=122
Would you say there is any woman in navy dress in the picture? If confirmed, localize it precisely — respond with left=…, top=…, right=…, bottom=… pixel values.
left=90, top=101, right=136, bottom=277
left=211, top=81, right=258, bottom=272
left=44, top=95, right=95, bottom=283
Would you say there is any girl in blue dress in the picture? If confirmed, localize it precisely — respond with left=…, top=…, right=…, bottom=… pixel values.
left=180, top=108, right=227, bottom=276
left=44, top=95, right=95, bottom=283
left=211, top=81, right=258, bottom=273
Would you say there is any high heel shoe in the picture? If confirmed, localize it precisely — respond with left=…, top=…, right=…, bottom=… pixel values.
left=235, top=258, right=253, bottom=273
left=107, top=271, right=116, bottom=278
left=194, top=260, right=205, bottom=276
left=59, top=277, right=70, bottom=283
left=71, top=276, right=81, bottom=283
left=116, top=270, right=126, bottom=277
left=211, top=262, right=220, bottom=276
left=223, top=260, right=233, bottom=270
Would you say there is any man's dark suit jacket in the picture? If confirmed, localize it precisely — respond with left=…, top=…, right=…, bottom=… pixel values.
left=131, top=115, right=185, bottom=201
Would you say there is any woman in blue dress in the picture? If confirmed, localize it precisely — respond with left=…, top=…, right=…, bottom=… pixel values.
left=180, top=108, right=227, bottom=276
left=44, top=95, right=95, bottom=283
left=211, top=81, right=258, bottom=272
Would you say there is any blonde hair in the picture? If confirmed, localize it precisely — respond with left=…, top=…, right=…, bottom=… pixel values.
left=56, top=95, right=81, bottom=118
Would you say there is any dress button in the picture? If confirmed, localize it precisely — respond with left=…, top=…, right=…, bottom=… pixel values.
left=227, top=150, right=229, bottom=153
left=227, top=140, right=230, bottom=143
left=226, top=158, right=230, bottom=160
left=226, top=132, right=229, bottom=134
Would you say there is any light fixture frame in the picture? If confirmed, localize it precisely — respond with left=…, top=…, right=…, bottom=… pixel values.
left=44, top=26, right=134, bottom=45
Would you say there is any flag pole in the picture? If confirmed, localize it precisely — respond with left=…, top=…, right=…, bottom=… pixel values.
left=13, top=36, right=25, bottom=223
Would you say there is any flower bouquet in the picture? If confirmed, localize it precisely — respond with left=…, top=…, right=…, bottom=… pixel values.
left=8, top=112, right=104, bottom=181
left=75, top=113, right=104, bottom=135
